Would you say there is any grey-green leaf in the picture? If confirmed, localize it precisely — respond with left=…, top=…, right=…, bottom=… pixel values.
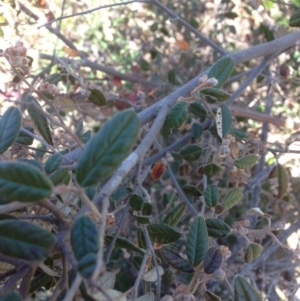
left=200, top=88, right=231, bottom=102
left=161, top=102, right=188, bottom=136
left=186, top=216, right=208, bottom=267
left=234, top=275, right=262, bottom=301
left=76, top=110, right=140, bottom=187
left=221, top=188, right=243, bottom=212
left=0, top=161, right=52, bottom=202
left=204, top=247, right=223, bottom=274
left=163, top=203, right=186, bottom=227
left=44, top=153, right=62, bottom=174
left=244, top=243, right=263, bottom=263
left=179, top=144, right=203, bottom=161
left=49, top=167, right=70, bottom=186
left=0, top=219, right=56, bottom=260
left=147, top=224, right=181, bottom=244
left=206, top=218, right=231, bottom=238
left=204, top=184, right=219, bottom=208
left=26, top=95, right=53, bottom=145
left=208, top=56, right=234, bottom=88
left=234, top=155, right=259, bottom=169
left=105, top=235, right=145, bottom=255
left=160, top=246, right=194, bottom=273
left=16, top=127, right=34, bottom=145
left=0, top=106, right=21, bottom=154
left=70, top=216, right=99, bottom=261
left=189, top=101, right=207, bottom=121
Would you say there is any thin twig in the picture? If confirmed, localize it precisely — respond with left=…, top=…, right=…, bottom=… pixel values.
left=166, top=164, right=198, bottom=216
left=62, top=273, right=82, bottom=301
left=38, top=1, right=149, bottom=28
left=150, top=0, right=226, bottom=55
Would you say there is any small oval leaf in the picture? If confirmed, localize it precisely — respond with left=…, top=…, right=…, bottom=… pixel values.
left=105, top=235, right=145, bottom=255
left=204, top=185, right=220, bottom=208
left=244, top=243, right=263, bottom=263
left=204, top=247, right=223, bottom=274
left=147, top=224, right=181, bottom=244
left=163, top=203, right=186, bottom=227
left=16, top=127, right=34, bottom=145
left=0, top=161, right=52, bottom=202
left=76, top=110, right=140, bottom=187
left=205, top=218, right=231, bottom=238
left=186, top=216, right=208, bottom=267
left=49, top=167, right=70, bottom=186
left=161, top=102, right=188, bottom=136
left=289, top=10, right=300, bottom=27
left=26, top=95, right=53, bottom=145
left=221, top=187, right=243, bottom=212
left=203, top=163, right=223, bottom=176
left=44, top=153, right=62, bottom=174
left=269, top=164, right=289, bottom=199
left=160, top=246, right=194, bottom=273
left=0, top=106, right=22, bottom=154
left=0, top=219, right=56, bottom=260
left=130, top=193, right=145, bottom=211
left=208, top=56, right=234, bottom=88
left=179, top=144, right=203, bottom=161
left=189, top=101, right=207, bottom=121
left=183, top=185, right=202, bottom=197
left=234, top=275, right=262, bottom=301
left=71, top=216, right=99, bottom=261
left=216, top=104, right=232, bottom=139
left=151, top=161, right=165, bottom=180
left=234, top=155, right=259, bottom=169
left=200, top=88, right=231, bottom=102
left=77, top=253, right=97, bottom=278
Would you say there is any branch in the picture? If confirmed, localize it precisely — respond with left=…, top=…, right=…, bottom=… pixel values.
left=150, top=0, right=226, bottom=55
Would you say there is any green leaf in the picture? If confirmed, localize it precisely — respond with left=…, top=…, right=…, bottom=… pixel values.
left=49, top=167, right=70, bottom=186
left=0, top=106, right=21, bottom=154
left=168, top=69, right=180, bottom=85
left=216, top=104, right=232, bottom=139
left=205, top=218, right=231, bottom=238
left=18, top=158, right=43, bottom=171
left=179, top=144, right=203, bottom=161
left=130, top=193, right=145, bottom=211
left=189, top=101, right=207, bottom=121
left=0, top=291, right=22, bottom=301
left=204, top=290, right=222, bottom=301
left=77, top=253, right=97, bottom=278
left=140, top=58, right=150, bottom=71
left=105, top=235, right=145, bottom=255
left=26, top=95, right=53, bottom=145
left=234, top=155, right=259, bottom=169
left=163, top=203, right=186, bottom=227
left=192, top=123, right=203, bottom=139
left=0, top=219, right=55, bottom=260
left=76, top=110, right=140, bottom=187
left=29, top=273, right=54, bottom=294
left=269, top=164, right=289, bottom=199
left=289, top=10, right=300, bottom=27
left=221, top=187, right=243, bottom=212
left=147, top=224, right=181, bottom=244
left=244, top=243, right=263, bottom=263
left=234, top=275, right=262, bottom=301
left=70, top=216, right=99, bottom=261
left=0, top=161, right=52, bottom=202
left=161, top=102, right=188, bottom=136
left=183, top=185, right=202, bottom=197
left=44, top=153, right=62, bottom=174
left=203, top=163, right=223, bottom=176
left=135, top=215, right=152, bottom=224
left=186, top=216, right=208, bottom=267
left=204, top=185, right=219, bottom=208
left=204, top=247, right=223, bottom=274
left=160, top=246, right=194, bottom=273
left=142, top=203, right=153, bottom=215
left=208, top=56, right=234, bottom=88
left=15, top=127, right=34, bottom=145
left=200, top=88, right=231, bottom=102
left=88, top=88, right=107, bottom=106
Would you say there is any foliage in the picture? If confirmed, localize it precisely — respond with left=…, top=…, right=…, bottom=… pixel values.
left=0, top=0, right=299, bottom=300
